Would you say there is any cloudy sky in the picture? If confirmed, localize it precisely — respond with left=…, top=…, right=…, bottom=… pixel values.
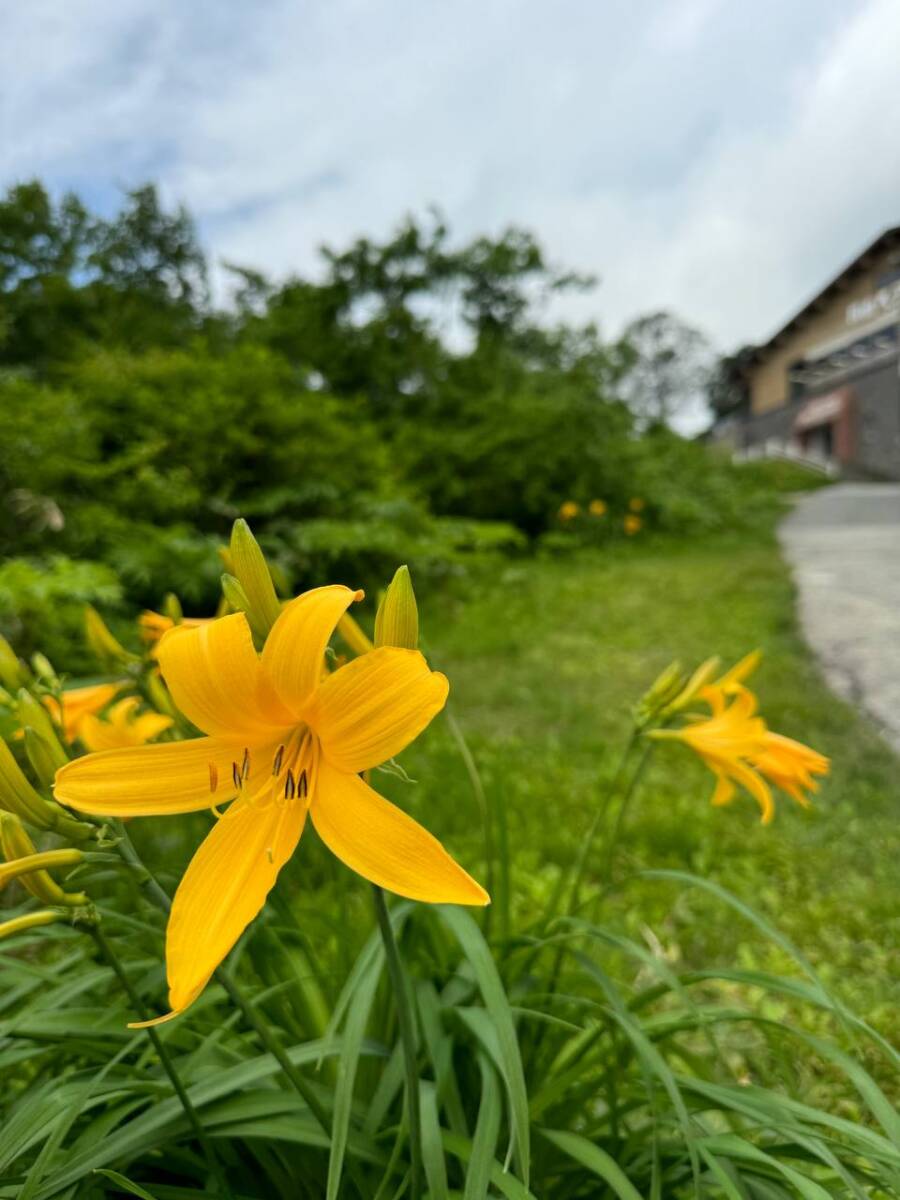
left=3, top=0, right=900, bottom=353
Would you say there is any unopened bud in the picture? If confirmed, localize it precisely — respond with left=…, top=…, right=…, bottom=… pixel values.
left=221, top=573, right=252, bottom=618
left=0, top=739, right=91, bottom=840
left=0, top=635, right=27, bottom=690
left=85, top=606, right=139, bottom=668
left=30, top=653, right=59, bottom=685
left=24, top=727, right=68, bottom=788
left=17, top=689, right=59, bottom=745
left=374, top=566, right=419, bottom=650
left=0, top=813, right=87, bottom=906
left=0, top=910, right=65, bottom=941
left=163, top=593, right=183, bottom=625
left=662, top=656, right=722, bottom=717
left=230, top=520, right=282, bottom=640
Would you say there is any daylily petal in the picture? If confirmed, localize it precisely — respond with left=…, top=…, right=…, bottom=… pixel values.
left=261, top=585, right=363, bottom=716
left=308, top=647, right=449, bottom=773
left=54, top=737, right=280, bottom=816
left=166, top=793, right=307, bottom=1013
left=710, top=773, right=735, bottom=807
left=725, top=758, right=775, bottom=824
left=311, top=760, right=488, bottom=905
left=46, top=682, right=124, bottom=741
left=158, top=613, right=294, bottom=738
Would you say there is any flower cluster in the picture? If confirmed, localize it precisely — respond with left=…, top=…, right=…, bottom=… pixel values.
left=639, top=651, right=829, bottom=824
left=557, top=496, right=646, bottom=535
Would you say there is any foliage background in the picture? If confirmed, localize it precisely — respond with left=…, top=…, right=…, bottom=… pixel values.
left=0, top=181, right=795, bottom=670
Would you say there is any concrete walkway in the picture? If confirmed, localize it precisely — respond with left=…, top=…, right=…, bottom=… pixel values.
left=779, top=483, right=900, bottom=749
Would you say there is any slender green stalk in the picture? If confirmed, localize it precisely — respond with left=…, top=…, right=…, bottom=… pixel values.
left=599, top=743, right=654, bottom=885
left=372, top=885, right=422, bottom=1200
left=527, top=731, right=643, bottom=1070
left=563, top=730, right=639, bottom=921
left=443, top=707, right=494, bottom=936
left=90, top=925, right=233, bottom=1199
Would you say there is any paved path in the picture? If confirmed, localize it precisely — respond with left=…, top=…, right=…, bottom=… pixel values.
left=779, top=483, right=900, bottom=749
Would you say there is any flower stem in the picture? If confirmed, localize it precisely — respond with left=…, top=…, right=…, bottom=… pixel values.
left=563, top=730, right=639, bottom=920
left=371, top=884, right=422, bottom=1200
left=527, top=731, right=644, bottom=1071
left=89, top=924, right=233, bottom=1199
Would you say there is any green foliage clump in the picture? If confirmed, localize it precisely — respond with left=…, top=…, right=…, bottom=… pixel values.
left=0, top=555, right=121, bottom=671
left=0, top=180, right=805, bottom=667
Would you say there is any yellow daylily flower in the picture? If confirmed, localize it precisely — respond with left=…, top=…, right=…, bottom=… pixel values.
left=558, top=501, right=580, bottom=522
left=649, top=687, right=774, bottom=823
left=55, top=585, right=488, bottom=1021
left=139, top=611, right=212, bottom=657
left=624, top=513, right=642, bottom=535
left=44, top=682, right=125, bottom=743
left=588, top=499, right=607, bottom=517
left=78, top=696, right=173, bottom=753
left=707, top=650, right=762, bottom=697
left=751, top=731, right=829, bottom=809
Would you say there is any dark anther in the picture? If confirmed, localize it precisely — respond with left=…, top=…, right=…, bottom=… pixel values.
left=241, top=748, right=251, bottom=780
left=272, top=745, right=285, bottom=775
left=284, top=768, right=296, bottom=800
left=232, top=761, right=242, bottom=790
left=297, top=769, right=308, bottom=799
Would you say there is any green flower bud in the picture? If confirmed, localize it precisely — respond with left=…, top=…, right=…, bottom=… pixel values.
left=374, top=565, right=419, bottom=650
left=0, top=813, right=87, bottom=906
left=230, top=519, right=282, bottom=640
left=24, top=727, right=68, bottom=789
left=163, top=593, right=184, bottom=624
left=0, top=635, right=27, bottom=690
left=30, top=653, right=59, bottom=686
left=0, top=739, right=92, bottom=840
left=0, top=910, right=64, bottom=940
left=85, top=606, right=139, bottom=668
left=16, top=689, right=59, bottom=746
left=221, top=573, right=252, bottom=618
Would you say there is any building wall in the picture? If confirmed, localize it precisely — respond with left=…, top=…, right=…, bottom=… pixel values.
left=748, top=249, right=900, bottom=415
left=855, top=361, right=900, bottom=479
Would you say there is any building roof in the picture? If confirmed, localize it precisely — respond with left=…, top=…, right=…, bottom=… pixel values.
left=746, top=225, right=900, bottom=367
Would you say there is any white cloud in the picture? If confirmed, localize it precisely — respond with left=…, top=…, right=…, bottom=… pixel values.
left=2, top=0, right=898, bottom=355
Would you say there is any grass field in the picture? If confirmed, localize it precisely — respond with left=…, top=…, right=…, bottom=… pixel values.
left=9, top=515, right=900, bottom=1195
left=379, top=523, right=900, bottom=1040
left=140, top=519, right=898, bottom=1035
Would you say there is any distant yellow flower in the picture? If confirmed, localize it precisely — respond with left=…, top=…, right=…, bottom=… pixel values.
left=558, top=501, right=580, bottom=522
left=751, top=731, right=829, bottom=808
left=624, top=514, right=642, bottom=535
left=56, top=585, right=488, bottom=1022
left=588, top=499, right=607, bottom=517
left=649, top=687, right=774, bottom=822
left=79, top=696, right=173, bottom=753
left=45, top=682, right=125, bottom=743
left=629, top=498, right=645, bottom=512
left=139, top=611, right=211, bottom=645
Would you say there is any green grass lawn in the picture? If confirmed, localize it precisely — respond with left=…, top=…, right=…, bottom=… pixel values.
left=375, top=524, right=900, bottom=1042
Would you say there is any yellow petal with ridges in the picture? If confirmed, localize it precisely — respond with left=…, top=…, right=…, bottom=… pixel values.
left=261, top=585, right=363, bottom=716
left=54, top=736, right=280, bottom=816
left=308, top=647, right=449, bottom=774
left=311, top=760, right=488, bottom=905
left=165, top=793, right=307, bottom=1014
left=158, top=612, right=294, bottom=738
